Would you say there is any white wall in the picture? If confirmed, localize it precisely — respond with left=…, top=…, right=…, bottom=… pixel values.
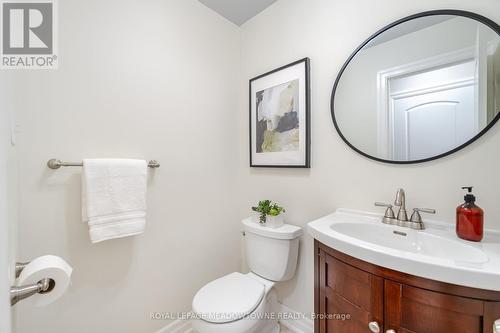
left=0, top=67, right=19, bottom=333
left=239, top=0, right=500, bottom=318
left=11, top=0, right=241, bottom=332
left=0, top=76, right=12, bottom=333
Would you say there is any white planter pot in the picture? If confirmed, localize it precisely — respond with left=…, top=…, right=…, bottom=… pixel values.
left=250, top=211, right=285, bottom=228
left=250, top=211, right=260, bottom=224
left=262, top=214, right=284, bottom=228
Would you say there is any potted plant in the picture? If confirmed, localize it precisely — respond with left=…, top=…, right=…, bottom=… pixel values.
left=251, top=200, right=286, bottom=228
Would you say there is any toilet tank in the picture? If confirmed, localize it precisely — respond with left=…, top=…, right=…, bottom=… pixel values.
left=242, top=219, right=302, bottom=281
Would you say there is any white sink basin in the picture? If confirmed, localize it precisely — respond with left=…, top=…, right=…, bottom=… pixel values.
left=308, top=209, right=500, bottom=291
left=330, top=222, right=488, bottom=264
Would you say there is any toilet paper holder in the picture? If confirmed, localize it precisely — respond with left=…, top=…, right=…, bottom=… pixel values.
left=11, top=262, right=55, bottom=306
left=15, top=261, right=29, bottom=278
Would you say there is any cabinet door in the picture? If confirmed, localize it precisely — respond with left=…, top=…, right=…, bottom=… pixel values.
left=318, top=250, right=383, bottom=333
left=384, top=280, right=484, bottom=333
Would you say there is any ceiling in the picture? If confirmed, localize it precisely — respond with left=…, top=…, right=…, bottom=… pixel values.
left=198, top=0, right=277, bottom=26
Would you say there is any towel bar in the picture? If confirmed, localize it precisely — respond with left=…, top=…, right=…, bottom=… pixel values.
left=47, top=159, right=160, bottom=169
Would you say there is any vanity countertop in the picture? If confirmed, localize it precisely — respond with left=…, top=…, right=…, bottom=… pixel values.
left=307, top=209, right=500, bottom=291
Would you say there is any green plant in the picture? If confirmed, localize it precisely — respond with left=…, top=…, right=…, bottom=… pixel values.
left=252, top=200, right=286, bottom=224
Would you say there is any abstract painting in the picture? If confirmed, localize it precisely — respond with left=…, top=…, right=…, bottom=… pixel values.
left=256, top=79, right=300, bottom=153
left=250, top=58, right=310, bottom=167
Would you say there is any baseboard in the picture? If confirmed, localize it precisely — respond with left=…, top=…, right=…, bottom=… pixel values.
left=155, top=319, right=193, bottom=333
left=155, top=303, right=313, bottom=333
left=277, top=303, right=314, bottom=333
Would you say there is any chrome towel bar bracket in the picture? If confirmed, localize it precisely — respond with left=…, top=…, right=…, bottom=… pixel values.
left=47, top=159, right=160, bottom=169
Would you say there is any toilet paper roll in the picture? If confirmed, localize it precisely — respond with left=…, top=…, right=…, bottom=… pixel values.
left=17, top=255, right=73, bottom=307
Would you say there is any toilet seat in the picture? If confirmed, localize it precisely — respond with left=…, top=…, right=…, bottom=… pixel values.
left=192, top=272, right=265, bottom=324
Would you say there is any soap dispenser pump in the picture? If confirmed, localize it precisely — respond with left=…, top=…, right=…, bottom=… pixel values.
left=456, top=186, right=484, bottom=242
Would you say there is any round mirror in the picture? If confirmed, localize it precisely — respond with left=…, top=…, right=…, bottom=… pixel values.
left=332, top=10, right=500, bottom=163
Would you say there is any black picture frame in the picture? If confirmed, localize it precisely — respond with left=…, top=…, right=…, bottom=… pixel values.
left=249, top=57, right=311, bottom=168
left=331, top=10, right=500, bottom=164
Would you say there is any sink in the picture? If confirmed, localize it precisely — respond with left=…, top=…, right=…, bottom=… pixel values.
left=307, top=209, right=500, bottom=291
left=330, top=222, right=488, bottom=264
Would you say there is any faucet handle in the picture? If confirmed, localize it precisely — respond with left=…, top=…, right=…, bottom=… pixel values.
left=410, top=208, right=436, bottom=223
left=375, top=202, right=396, bottom=219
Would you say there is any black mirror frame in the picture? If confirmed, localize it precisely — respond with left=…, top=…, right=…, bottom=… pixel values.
left=331, top=10, right=500, bottom=164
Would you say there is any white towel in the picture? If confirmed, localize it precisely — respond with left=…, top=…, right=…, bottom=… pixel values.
left=82, top=159, right=147, bottom=243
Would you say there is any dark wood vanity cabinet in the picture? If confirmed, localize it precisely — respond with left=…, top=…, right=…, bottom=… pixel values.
left=384, top=280, right=485, bottom=333
left=315, top=240, right=500, bottom=333
left=317, top=248, right=383, bottom=332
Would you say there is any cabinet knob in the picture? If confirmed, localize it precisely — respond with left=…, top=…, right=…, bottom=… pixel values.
left=386, top=330, right=396, bottom=333
left=494, top=319, right=500, bottom=333
left=368, top=321, right=380, bottom=333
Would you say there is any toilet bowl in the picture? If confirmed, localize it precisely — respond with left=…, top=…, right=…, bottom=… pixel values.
left=191, top=219, right=302, bottom=333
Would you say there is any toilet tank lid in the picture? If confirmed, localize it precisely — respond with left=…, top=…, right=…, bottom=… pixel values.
left=242, top=218, right=302, bottom=240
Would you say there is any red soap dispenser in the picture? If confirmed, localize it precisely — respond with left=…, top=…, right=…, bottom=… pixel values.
left=456, top=186, right=484, bottom=242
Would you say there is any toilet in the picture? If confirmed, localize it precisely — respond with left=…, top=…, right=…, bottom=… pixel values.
left=191, top=218, right=302, bottom=333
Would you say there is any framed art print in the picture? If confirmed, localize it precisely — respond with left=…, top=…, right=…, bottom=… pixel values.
left=249, top=58, right=310, bottom=168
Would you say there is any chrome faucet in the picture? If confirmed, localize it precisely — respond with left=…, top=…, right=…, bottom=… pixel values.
left=394, top=188, right=408, bottom=222
left=375, top=188, right=436, bottom=230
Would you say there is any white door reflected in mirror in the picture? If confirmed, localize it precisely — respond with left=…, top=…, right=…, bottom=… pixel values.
left=390, top=61, right=476, bottom=160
